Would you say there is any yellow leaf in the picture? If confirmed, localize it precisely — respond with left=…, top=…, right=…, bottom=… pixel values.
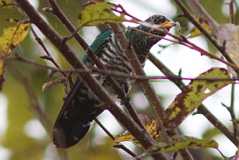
left=189, top=18, right=212, bottom=38
left=114, top=132, right=136, bottom=144
left=0, top=20, right=30, bottom=88
left=0, top=0, right=14, bottom=8
left=114, top=114, right=161, bottom=146
left=0, top=20, right=30, bottom=56
left=165, top=68, right=233, bottom=128
left=151, top=136, right=218, bottom=153
left=78, top=2, right=138, bottom=26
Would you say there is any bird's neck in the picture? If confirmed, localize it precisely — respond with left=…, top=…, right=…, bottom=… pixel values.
left=125, top=28, right=160, bottom=66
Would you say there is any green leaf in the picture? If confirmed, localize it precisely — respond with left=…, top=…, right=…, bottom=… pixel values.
left=78, top=2, right=138, bottom=26
left=165, top=67, right=233, bottom=128
left=151, top=136, right=218, bottom=153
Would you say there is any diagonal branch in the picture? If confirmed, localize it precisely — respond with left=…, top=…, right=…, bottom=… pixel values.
left=148, top=53, right=239, bottom=146
left=109, top=23, right=166, bottom=128
left=94, top=118, right=141, bottom=159
left=7, top=54, right=238, bottom=82
left=15, top=0, right=169, bottom=159
left=184, top=0, right=219, bottom=35
left=131, top=27, right=239, bottom=72
left=173, top=0, right=236, bottom=68
left=48, top=0, right=145, bottom=130
left=109, top=23, right=194, bottom=160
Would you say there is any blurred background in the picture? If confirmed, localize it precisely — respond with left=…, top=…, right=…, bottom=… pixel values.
left=0, top=0, right=239, bottom=159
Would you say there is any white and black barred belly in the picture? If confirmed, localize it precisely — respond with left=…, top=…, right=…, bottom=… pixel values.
left=95, top=34, right=134, bottom=94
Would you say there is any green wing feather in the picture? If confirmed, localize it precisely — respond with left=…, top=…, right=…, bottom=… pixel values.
left=83, top=29, right=112, bottom=62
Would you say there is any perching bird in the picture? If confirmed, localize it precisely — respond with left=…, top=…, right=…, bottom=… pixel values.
left=53, top=15, right=173, bottom=148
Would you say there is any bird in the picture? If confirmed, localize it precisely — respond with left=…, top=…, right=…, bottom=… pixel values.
left=53, top=15, right=173, bottom=148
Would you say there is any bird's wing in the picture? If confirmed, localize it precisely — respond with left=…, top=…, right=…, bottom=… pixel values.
left=53, top=29, right=112, bottom=148
left=83, top=29, right=112, bottom=62
left=57, top=29, right=113, bottom=115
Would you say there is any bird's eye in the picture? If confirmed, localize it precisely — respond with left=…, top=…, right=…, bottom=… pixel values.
left=152, top=17, right=160, bottom=24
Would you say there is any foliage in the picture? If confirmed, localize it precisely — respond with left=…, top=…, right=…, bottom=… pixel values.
left=114, top=114, right=161, bottom=146
left=0, top=19, right=30, bottom=87
left=151, top=136, right=218, bottom=153
left=165, top=68, right=232, bottom=129
left=78, top=2, right=138, bottom=26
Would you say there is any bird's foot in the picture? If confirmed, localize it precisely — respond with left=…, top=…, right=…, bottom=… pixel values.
left=120, top=96, right=130, bottom=105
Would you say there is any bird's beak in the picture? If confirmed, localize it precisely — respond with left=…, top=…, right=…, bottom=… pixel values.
left=159, top=20, right=174, bottom=30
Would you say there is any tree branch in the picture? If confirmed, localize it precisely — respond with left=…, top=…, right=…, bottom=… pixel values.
left=173, top=0, right=236, bottom=69
left=132, top=28, right=239, bottom=72
left=47, top=0, right=145, bottom=130
left=94, top=118, right=140, bottom=159
left=148, top=53, right=239, bottom=146
left=109, top=23, right=166, bottom=129
left=109, top=23, right=194, bottom=160
left=7, top=55, right=238, bottom=82
left=15, top=0, right=168, bottom=159
left=184, top=0, right=219, bottom=35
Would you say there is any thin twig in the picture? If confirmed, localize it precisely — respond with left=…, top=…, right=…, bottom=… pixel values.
left=131, top=28, right=239, bottom=72
left=184, top=0, right=219, bottom=35
left=7, top=61, right=53, bottom=133
left=94, top=118, right=115, bottom=140
left=6, top=55, right=238, bottom=83
left=109, top=23, right=192, bottom=159
left=15, top=1, right=169, bottom=159
left=6, top=62, right=72, bottom=159
left=94, top=118, right=141, bottom=159
left=174, top=0, right=236, bottom=68
left=109, top=23, right=166, bottom=125
left=227, top=84, right=239, bottom=136
left=0, top=1, right=16, bottom=7
left=229, top=0, right=235, bottom=24
left=47, top=0, right=146, bottom=131
left=30, top=26, right=63, bottom=72
left=148, top=53, right=239, bottom=147
left=30, top=26, right=74, bottom=87
left=114, top=144, right=142, bottom=159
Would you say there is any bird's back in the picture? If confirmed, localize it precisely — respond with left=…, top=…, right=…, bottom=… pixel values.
left=53, top=14, right=173, bottom=148
left=53, top=29, right=133, bottom=148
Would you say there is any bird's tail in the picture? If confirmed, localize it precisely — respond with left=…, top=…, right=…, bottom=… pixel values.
left=53, top=78, right=103, bottom=148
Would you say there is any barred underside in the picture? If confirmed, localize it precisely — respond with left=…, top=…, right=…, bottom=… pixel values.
left=53, top=15, right=170, bottom=148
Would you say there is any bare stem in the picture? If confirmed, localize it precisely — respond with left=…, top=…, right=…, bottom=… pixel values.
left=94, top=118, right=141, bottom=159
left=7, top=55, right=238, bottom=82
left=48, top=0, right=145, bottom=130
left=148, top=53, right=239, bottom=146
left=30, top=27, right=63, bottom=73
left=109, top=23, right=166, bottom=129
left=229, top=0, right=235, bottom=24
left=184, top=0, right=219, bottom=34
left=109, top=23, right=193, bottom=159
left=174, top=0, right=236, bottom=67
left=227, top=84, right=239, bottom=136
left=15, top=1, right=169, bottom=159
left=114, top=144, right=142, bottom=159
left=7, top=59, right=53, bottom=134
left=131, top=28, right=239, bottom=72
